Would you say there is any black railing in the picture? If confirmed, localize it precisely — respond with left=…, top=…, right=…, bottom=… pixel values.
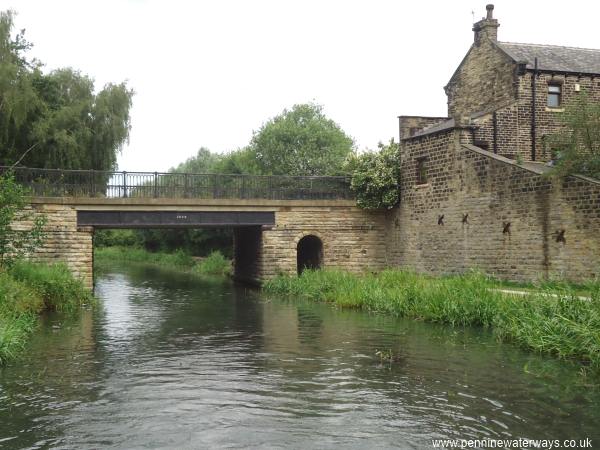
left=0, top=166, right=353, bottom=201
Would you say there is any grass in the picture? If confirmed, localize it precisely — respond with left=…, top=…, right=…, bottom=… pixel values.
left=264, top=269, right=600, bottom=370
left=0, top=261, right=93, bottom=364
left=194, top=251, right=231, bottom=276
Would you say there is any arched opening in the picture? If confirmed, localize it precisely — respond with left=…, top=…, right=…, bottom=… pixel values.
left=297, top=235, right=323, bottom=275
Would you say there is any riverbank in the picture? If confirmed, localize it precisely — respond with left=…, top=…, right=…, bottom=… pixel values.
left=94, top=247, right=232, bottom=276
left=264, top=270, right=600, bottom=371
left=0, top=261, right=93, bottom=364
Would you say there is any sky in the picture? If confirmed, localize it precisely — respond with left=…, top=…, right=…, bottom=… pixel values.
left=1, top=0, right=599, bottom=172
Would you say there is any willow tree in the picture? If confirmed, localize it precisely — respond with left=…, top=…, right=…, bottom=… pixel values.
left=0, top=10, right=133, bottom=171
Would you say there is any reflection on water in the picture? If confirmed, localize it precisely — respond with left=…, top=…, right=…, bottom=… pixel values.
left=0, top=264, right=599, bottom=449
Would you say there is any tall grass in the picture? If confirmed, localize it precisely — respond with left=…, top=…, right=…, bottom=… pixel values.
left=264, top=269, right=600, bottom=369
left=194, top=251, right=231, bottom=276
left=9, top=261, right=93, bottom=312
left=0, top=261, right=92, bottom=364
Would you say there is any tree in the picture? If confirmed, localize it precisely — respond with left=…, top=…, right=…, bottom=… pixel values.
left=251, top=103, right=354, bottom=176
left=344, top=139, right=400, bottom=209
left=0, top=10, right=133, bottom=171
left=213, top=147, right=261, bottom=175
left=0, top=172, right=45, bottom=267
left=170, top=147, right=223, bottom=173
left=548, top=92, right=600, bottom=180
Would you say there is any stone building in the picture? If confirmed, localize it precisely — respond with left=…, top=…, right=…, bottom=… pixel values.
left=390, top=5, right=600, bottom=282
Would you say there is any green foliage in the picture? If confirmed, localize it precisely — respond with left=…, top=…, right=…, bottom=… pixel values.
left=213, top=147, right=261, bottom=175
left=251, top=103, right=354, bottom=175
left=95, top=246, right=196, bottom=268
left=94, top=229, right=142, bottom=248
left=0, top=10, right=133, bottom=170
left=0, top=261, right=92, bottom=363
left=0, top=270, right=43, bottom=317
left=547, top=91, right=600, bottom=180
left=344, top=139, right=400, bottom=209
left=170, top=147, right=222, bottom=174
left=0, top=172, right=46, bottom=267
left=95, top=246, right=233, bottom=278
left=265, top=269, right=600, bottom=370
left=132, top=228, right=232, bottom=257
left=194, top=251, right=231, bottom=276
left=9, top=261, right=93, bottom=312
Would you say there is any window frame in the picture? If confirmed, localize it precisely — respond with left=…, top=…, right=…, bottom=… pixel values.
left=547, top=83, right=562, bottom=108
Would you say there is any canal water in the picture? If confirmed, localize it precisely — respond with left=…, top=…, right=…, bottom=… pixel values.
left=0, top=264, right=599, bottom=449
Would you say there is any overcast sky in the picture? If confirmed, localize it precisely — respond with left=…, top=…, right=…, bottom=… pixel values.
left=1, top=0, right=599, bottom=172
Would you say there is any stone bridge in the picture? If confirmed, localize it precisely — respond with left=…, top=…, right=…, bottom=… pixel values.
left=8, top=168, right=387, bottom=289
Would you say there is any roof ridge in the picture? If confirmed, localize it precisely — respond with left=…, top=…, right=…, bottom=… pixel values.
left=498, top=41, right=600, bottom=52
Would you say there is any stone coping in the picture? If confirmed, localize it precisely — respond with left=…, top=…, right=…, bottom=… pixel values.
left=462, top=144, right=600, bottom=185
left=29, top=197, right=358, bottom=208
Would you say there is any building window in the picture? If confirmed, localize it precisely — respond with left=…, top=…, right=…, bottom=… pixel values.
left=416, top=157, right=428, bottom=185
left=547, top=84, right=561, bottom=108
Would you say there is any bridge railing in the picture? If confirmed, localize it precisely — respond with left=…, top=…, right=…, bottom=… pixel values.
left=0, top=166, right=353, bottom=201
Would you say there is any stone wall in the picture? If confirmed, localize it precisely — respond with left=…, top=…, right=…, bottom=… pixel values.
left=444, top=38, right=516, bottom=118
left=11, top=204, right=94, bottom=289
left=399, top=115, right=448, bottom=140
left=469, top=73, right=600, bottom=163
left=12, top=201, right=387, bottom=290
left=517, top=72, right=600, bottom=162
left=260, top=207, right=388, bottom=279
left=392, top=130, right=600, bottom=281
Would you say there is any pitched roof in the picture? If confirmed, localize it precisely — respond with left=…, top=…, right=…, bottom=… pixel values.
left=497, top=42, right=600, bottom=74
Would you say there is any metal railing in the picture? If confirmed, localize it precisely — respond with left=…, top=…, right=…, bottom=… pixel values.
left=0, top=166, right=353, bottom=201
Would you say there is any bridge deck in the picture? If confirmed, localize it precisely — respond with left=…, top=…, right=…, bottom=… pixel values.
left=78, top=210, right=276, bottom=228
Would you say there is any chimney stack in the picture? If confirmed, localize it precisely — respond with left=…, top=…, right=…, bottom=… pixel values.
left=473, top=4, right=499, bottom=44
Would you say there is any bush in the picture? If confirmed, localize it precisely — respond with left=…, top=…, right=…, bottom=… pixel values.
left=344, top=139, right=400, bottom=209
left=194, top=251, right=231, bottom=276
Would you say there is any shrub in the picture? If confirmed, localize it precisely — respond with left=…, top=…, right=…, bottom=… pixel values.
left=344, top=139, right=400, bottom=209
left=194, top=251, right=231, bottom=276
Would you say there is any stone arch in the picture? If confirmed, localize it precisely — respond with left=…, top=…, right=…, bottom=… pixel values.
left=296, top=234, right=324, bottom=274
